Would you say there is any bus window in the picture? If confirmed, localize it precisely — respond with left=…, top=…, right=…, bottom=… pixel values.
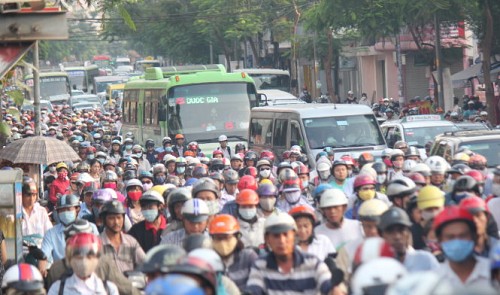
left=250, top=119, right=273, bottom=145
left=123, top=90, right=139, bottom=123
left=290, top=120, right=304, bottom=147
left=273, top=119, right=288, bottom=147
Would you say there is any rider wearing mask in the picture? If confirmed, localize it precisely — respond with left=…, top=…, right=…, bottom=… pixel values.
left=446, top=175, right=481, bottom=205
left=139, top=171, right=154, bottom=192
left=256, top=183, right=279, bottom=218
left=82, top=189, right=115, bottom=233
left=387, top=149, right=405, bottom=181
left=48, top=162, right=70, bottom=212
left=276, top=170, right=312, bottom=213
left=124, top=179, right=145, bottom=225
left=164, top=188, right=191, bottom=234
left=256, top=159, right=274, bottom=183
left=152, top=163, right=167, bottom=185
left=313, top=157, right=334, bottom=186
left=191, top=177, right=221, bottom=216
left=235, top=189, right=266, bottom=248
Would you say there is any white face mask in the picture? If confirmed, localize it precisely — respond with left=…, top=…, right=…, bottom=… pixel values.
left=206, top=200, right=220, bottom=215
left=377, top=174, right=386, bottom=184
left=70, top=256, right=99, bottom=278
left=421, top=209, right=440, bottom=222
left=259, top=198, right=276, bottom=211
left=284, top=191, right=301, bottom=204
left=492, top=183, right=500, bottom=196
left=239, top=207, right=257, bottom=220
left=319, top=171, right=331, bottom=180
left=259, top=169, right=271, bottom=178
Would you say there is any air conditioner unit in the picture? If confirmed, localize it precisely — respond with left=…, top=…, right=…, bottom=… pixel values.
left=0, top=2, right=21, bottom=13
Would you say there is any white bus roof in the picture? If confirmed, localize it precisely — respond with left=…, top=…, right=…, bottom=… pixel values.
left=233, top=68, right=290, bottom=75
left=252, top=104, right=373, bottom=118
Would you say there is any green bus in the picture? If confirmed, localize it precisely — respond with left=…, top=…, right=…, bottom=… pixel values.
left=64, top=65, right=100, bottom=94
left=121, top=65, right=259, bottom=152
left=24, top=72, right=71, bottom=105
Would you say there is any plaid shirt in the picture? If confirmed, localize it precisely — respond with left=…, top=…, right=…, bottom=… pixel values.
left=100, top=231, right=146, bottom=273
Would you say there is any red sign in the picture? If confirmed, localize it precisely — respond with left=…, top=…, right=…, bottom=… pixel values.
left=0, top=43, right=34, bottom=79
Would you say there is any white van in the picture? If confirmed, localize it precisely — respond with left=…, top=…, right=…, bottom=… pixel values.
left=249, top=104, right=387, bottom=168
left=258, top=89, right=305, bottom=106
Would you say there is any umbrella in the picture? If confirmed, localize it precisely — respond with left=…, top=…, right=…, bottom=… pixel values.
left=0, top=136, right=80, bottom=164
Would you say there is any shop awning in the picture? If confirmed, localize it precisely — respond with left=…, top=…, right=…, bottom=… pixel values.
left=451, top=63, right=483, bottom=88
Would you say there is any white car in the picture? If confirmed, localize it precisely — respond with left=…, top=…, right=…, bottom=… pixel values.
left=258, top=89, right=305, bottom=106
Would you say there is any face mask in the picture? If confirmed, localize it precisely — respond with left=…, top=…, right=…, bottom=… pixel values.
left=125, top=145, right=133, bottom=150
left=302, top=181, right=309, bottom=187
left=58, top=210, right=76, bottom=225
left=142, top=209, right=159, bottom=222
left=142, top=182, right=153, bottom=191
left=212, top=236, right=238, bottom=257
left=453, top=192, right=468, bottom=203
left=441, top=239, right=474, bottom=262
left=58, top=171, right=67, bottom=180
left=259, top=169, right=271, bottom=178
left=155, top=176, right=166, bottom=185
left=206, top=200, right=220, bottom=215
left=87, top=154, right=95, bottom=160
left=492, top=183, right=500, bottom=196
left=377, top=174, right=386, bottom=184
left=103, top=183, right=117, bottom=190
left=284, top=191, right=301, bottom=204
left=238, top=207, right=257, bottom=220
left=319, top=171, right=330, bottom=180
left=421, top=209, right=440, bottom=222
left=176, top=167, right=185, bottom=174
left=128, top=191, right=142, bottom=201
left=135, top=152, right=143, bottom=158
left=70, top=256, right=99, bottom=278
left=97, top=158, right=105, bottom=164
left=358, top=189, right=375, bottom=201
left=49, top=166, right=56, bottom=173
left=259, top=198, right=276, bottom=211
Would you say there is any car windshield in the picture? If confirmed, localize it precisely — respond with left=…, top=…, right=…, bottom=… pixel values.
left=67, top=70, right=85, bottom=90
left=404, top=125, right=458, bottom=147
left=71, top=96, right=100, bottom=105
left=303, top=114, right=385, bottom=149
left=460, top=139, right=500, bottom=167
left=249, top=74, right=290, bottom=92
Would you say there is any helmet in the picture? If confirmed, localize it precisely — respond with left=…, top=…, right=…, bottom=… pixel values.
left=145, top=275, right=204, bottom=295
left=66, top=232, right=102, bottom=259
left=403, top=159, right=417, bottom=172
left=56, top=194, right=80, bottom=210
left=163, top=154, right=177, bottom=165
left=386, top=177, right=416, bottom=199
left=264, top=212, right=297, bottom=233
left=176, top=157, right=187, bottom=166
left=188, top=248, right=224, bottom=273
left=372, top=162, right=387, bottom=174
left=76, top=161, right=90, bottom=172
left=234, top=143, right=246, bottom=153
left=390, top=149, right=405, bottom=161
left=1, top=263, right=44, bottom=292
left=319, top=189, right=348, bottom=208
left=411, top=163, right=431, bottom=177
left=192, top=177, right=220, bottom=199
left=237, top=175, right=258, bottom=191
left=99, top=200, right=125, bottom=217
left=63, top=219, right=94, bottom=240
left=313, top=183, right=333, bottom=202
left=358, top=199, right=389, bottom=220
left=92, top=189, right=115, bottom=204
left=378, top=207, right=412, bottom=231
left=181, top=199, right=210, bottom=222
left=260, top=150, right=275, bottom=162
left=192, top=165, right=208, bottom=178
left=405, top=146, right=420, bottom=158
left=212, top=149, right=223, bottom=158
left=139, top=170, right=154, bottom=181
left=242, top=166, right=258, bottom=178
left=417, top=185, right=445, bottom=210
left=351, top=258, right=407, bottom=295
left=162, top=137, right=172, bottom=145
left=294, top=162, right=310, bottom=175
left=394, top=141, right=408, bottom=150
left=353, top=174, right=376, bottom=190
left=103, top=170, right=118, bottom=182
left=209, top=214, right=240, bottom=235
left=244, top=151, right=258, bottom=162
left=22, top=180, right=37, bottom=195
left=453, top=175, right=479, bottom=193
left=386, top=271, right=453, bottom=295
left=407, top=172, right=426, bottom=186
left=281, top=177, right=302, bottom=192
left=353, top=237, right=396, bottom=268
left=459, top=196, right=486, bottom=214
left=256, top=159, right=272, bottom=169
left=223, top=169, right=239, bottom=184
left=152, top=164, right=167, bottom=175
left=56, top=162, right=68, bottom=171
left=167, top=256, right=217, bottom=294
left=166, top=188, right=191, bottom=216
left=316, top=162, right=331, bottom=173
left=140, top=245, right=186, bottom=274
left=140, top=190, right=165, bottom=205
left=465, top=170, right=484, bottom=184
left=183, top=233, right=213, bottom=252
left=332, top=160, right=348, bottom=169
left=433, top=206, right=475, bottom=237
left=425, top=156, right=450, bottom=174
left=448, top=163, right=471, bottom=175
left=288, top=205, right=317, bottom=224
left=452, top=152, right=470, bottom=165
left=257, top=183, right=278, bottom=196
left=236, top=189, right=259, bottom=205
left=469, top=154, right=487, bottom=169
left=126, top=179, right=143, bottom=190
left=358, top=152, right=374, bottom=167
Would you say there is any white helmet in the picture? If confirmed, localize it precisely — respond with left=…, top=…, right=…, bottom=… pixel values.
left=386, top=176, right=416, bottom=199
left=188, top=248, right=224, bottom=272
left=163, top=154, right=177, bottom=163
left=351, top=257, right=407, bottom=295
left=402, top=159, right=417, bottom=172
left=140, top=190, right=165, bottom=205
left=264, top=212, right=297, bottom=233
left=386, top=271, right=453, bottom=295
left=358, top=199, right=389, bottom=219
left=353, top=237, right=395, bottom=267
left=2, top=263, right=44, bottom=291
left=411, top=163, right=431, bottom=177
left=424, top=156, right=450, bottom=174
left=359, top=167, right=377, bottom=180
left=181, top=199, right=209, bottom=222
left=317, top=162, right=331, bottom=172
left=382, top=148, right=393, bottom=157
left=77, top=172, right=94, bottom=184
left=319, top=189, right=348, bottom=208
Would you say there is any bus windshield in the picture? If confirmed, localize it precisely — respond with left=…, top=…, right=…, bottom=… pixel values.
left=25, top=77, right=70, bottom=100
left=67, top=70, right=85, bottom=89
left=166, top=82, right=256, bottom=142
left=249, top=74, right=290, bottom=92
left=303, top=114, right=385, bottom=149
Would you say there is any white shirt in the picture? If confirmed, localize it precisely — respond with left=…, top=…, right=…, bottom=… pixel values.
left=220, top=188, right=237, bottom=208
left=238, top=217, right=265, bottom=248
left=436, top=256, right=491, bottom=288
left=22, top=203, right=53, bottom=240
left=315, top=218, right=364, bottom=250
left=404, top=247, right=440, bottom=272
left=304, top=234, right=336, bottom=261
left=48, top=273, right=119, bottom=295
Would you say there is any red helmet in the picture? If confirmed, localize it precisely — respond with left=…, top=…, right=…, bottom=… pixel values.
left=433, top=206, right=475, bottom=236
left=353, top=237, right=395, bottom=268
left=294, top=163, right=310, bottom=175
left=281, top=151, right=291, bottom=160
left=459, top=196, right=487, bottom=213
left=353, top=174, right=376, bottom=190
left=407, top=172, right=426, bottom=186
left=212, top=150, right=224, bottom=157
left=288, top=205, right=317, bottom=223
left=238, top=175, right=258, bottom=191
left=468, top=154, right=486, bottom=168
left=260, top=150, right=275, bottom=162
left=465, top=170, right=484, bottom=184
left=340, top=155, right=355, bottom=166
left=188, top=142, right=199, bottom=152
left=282, top=177, right=303, bottom=191
left=236, top=189, right=259, bottom=205
left=243, top=166, right=258, bottom=178
left=66, top=232, right=102, bottom=258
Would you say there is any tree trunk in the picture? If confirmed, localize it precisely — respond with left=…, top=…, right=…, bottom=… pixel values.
left=247, top=36, right=260, bottom=67
left=325, top=28, right=334, bottom=102
left=214, top=29, right=232, bottom=72
left=482, top=0, right=496, bottom=125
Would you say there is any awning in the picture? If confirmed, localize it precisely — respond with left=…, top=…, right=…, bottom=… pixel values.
left=451, top=63, right=483, bottom=88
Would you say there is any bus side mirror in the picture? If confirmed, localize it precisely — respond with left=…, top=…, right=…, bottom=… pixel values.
left=257, top=93, right=268, bottom=107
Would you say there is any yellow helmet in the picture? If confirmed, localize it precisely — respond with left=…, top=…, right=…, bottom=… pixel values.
left=358, top=199, right=389, bottom=220
left=259, top=179, right=273, bottom=185
left=453, top=152, right=470, bottom=163
left=151, top=185, right=168, bottom=196
left=417, top=185, right=444, bottom=210
left=56, top=162, right=68, bottom=171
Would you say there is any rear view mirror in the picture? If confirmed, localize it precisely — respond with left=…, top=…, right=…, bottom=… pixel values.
left=257, top=93, right=268, bottom=106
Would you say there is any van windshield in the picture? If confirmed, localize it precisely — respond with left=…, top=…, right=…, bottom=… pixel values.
left=303, top=114, right=385, bottom=149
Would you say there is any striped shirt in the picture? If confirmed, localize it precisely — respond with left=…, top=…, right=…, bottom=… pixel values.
left=245, top=248, right=333, bottom=295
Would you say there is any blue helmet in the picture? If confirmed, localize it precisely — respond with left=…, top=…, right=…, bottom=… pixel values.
left=145, top=274, right=204, bottom=295
left=313, top=183, right=333, bottom=203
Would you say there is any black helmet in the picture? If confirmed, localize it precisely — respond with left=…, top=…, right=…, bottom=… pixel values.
left=244, top=151, right=258, bottom=162
left=63, top=219, right=93, bottom=240
left=447, top=164, right=470, bottom=175
left=123, top=170, right=136, bottom=181
left=167, top=188, right=192, bottom=219
left=235, top=143, right=246, bottom=152
left=453, top=175, right=479, bottom=193
left=168, top=257, right=217, bottom=294
left=210, top=159, right=224, bottom=171
left=166, top=175, right=181, bottom=187
left=140, top=244, right=186, bottom=274
left=209, top=172, right=224, bottom=184
left=56, top=194, right=80, bottom=210
left=378, top=207, right=412, bottom=231
left=405, top=146, right=420, bottom=158
left=223, top=169, right=239, bottom=184
left=145, top=139, right=155, bottom=148
left=182, top=233, right=213, bottom=253
left=99, top=200, right=126, bottom=218
left=372, top=162, right=387, bottom=174
left=192, top=166, right=209, bottom=178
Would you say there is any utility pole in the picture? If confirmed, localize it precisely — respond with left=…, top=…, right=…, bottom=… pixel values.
left=434, top=13, right=445, bottom=110
left=33, top=41, right=41, bottom=136
left=395, top=33, right=405, bottom=105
